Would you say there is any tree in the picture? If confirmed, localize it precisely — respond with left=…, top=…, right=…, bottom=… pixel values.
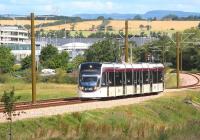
left=47, top=51, right=69, bottom=69
left=40, top=45, right=69, bottom=69
left=198, top=23, right=200, bottom=29
left=162, top=14, right=179, bottom=20
left=97, top=16, right=105, bottom=20
left=71, top=55, right=86, bottom=69
left=40, top=45, right=58, bottom=68
left=21, top=55, right=31, bottom=70
left=0, top=46, right=15, bottom=73
left=146, top=25, right=152, bottom=31
left=84, top=39, right=120, bottom=62
left=1, top=89, right=20, bottom=140
left=133, top=15, right=143, bottom=20
left=139, top=24, right=144, bottom=31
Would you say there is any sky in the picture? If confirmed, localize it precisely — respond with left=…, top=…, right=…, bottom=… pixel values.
left=0, top=0, right=200, bottom=16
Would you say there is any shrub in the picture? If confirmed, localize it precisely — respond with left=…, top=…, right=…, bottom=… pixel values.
left=22, top=69, right=40, bottom=83
left=0, top=74, right=10, bottom=83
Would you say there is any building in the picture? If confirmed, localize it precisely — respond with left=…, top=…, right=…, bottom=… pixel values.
left=57, top=42, right=91, bottom=59
left=0, top=26, right=29, bottom=45
left=0, top=26, right=44, bottom=62
left=7, top=43, right=42, bottom=62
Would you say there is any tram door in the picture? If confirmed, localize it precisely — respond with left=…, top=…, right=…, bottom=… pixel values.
left=115, top=71, right=123, bottom=96
left=150, top=71, right=153, bottom=93
left=106, top=72, right=109, bottom=97
left=136, top=71, right=141, bottom=94
left=133, top=71, right=137, bottom=94
left=122, top=71, right=126, bottom=95
left=108, top=72, right=115, bottom=97
left=140, top=71, right=143, bottom=93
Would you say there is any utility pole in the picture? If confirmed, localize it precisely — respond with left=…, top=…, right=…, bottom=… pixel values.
left=125, top=20, right=129, bottom=62
left=31, top=13, right=36, bottom=103
left=176, top=32, right=180, bottom=88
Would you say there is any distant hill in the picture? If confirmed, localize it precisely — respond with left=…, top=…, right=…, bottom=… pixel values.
left=143, top=10, right=200, bottom=19
left=1, top=10, right=200, bottom=20
left=74, top=10, right=200, bottom=19
left=73, top=13, right=137, bottom=20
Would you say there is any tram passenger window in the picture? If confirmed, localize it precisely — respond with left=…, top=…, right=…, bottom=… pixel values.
left=109, top=72, right=115, bottom=86
left=158, top=71, right=163, bottom=83
left=149, top=71, right=153, bottom=83
left=115, top=72, right=122, bottom=86
left=133, top=71, right=137, bottom=84
left=140, top=71, right=143, bottom=84
left=126, top=72, right=132, bottom=85
left=153, top=71, right=158, bottom=83
left=101, top=72, right=107, bottom=87
left=137, top=71, right=141, bottom=85
left=143, top=71, right=149, bottom=84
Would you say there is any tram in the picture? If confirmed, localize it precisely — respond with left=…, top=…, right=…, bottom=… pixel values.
left=78, top=62, right=164, bottom=98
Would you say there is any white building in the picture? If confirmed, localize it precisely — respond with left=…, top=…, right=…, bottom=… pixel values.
left=0, top=26, right=29, bottom=45
left=0, top=26, right=44, bottom=62
left=58, top=42, right=91, bottom=60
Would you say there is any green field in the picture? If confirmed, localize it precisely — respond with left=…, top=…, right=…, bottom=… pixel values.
left=0, top=83, right=77, bottom=102
left=0, top=90, right=200, bottom=140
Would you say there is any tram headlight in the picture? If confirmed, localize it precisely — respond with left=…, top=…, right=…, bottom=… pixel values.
left=94, top=86, right=97, bottom=91
left=79, top=86, right=84, bottom=90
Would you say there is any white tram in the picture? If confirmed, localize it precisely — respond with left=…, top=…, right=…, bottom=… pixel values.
left=78, top=62, right=164, bottom=98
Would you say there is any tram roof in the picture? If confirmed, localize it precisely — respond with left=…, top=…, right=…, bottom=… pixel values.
left=81, top=62, right=164, bottom=69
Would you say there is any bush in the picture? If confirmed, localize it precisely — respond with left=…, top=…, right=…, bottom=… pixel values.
left=65, top=76, right=77, bottom=84
left=12, top=64, right=21, bottom=72
left=39, top=69, right=77, bottom=84
left=0, top=74, right=10, bottom=83
left=22, top=69, right=40, bottom=83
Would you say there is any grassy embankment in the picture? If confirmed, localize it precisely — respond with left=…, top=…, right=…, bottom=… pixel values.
left=0, top=90, right=200, bottom=139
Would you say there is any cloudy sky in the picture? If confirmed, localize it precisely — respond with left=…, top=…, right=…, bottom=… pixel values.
left=0, top=0, right=200, bottom=15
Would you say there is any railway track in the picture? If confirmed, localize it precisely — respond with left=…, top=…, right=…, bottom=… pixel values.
left=168, top=72, right=200, bottom=89
left=187, top=73, right=200, bottom=89
left=0, top=97, right=96, bottom=113
left=0, top=73, right=199, bottom=113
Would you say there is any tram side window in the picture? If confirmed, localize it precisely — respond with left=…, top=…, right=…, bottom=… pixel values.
left=143, top=71, right=149, bottom=84
left=126, top=72, right=132, bottom=85
left=101, top=72, right=107, bottom=87
left=137, top=71, right=140, bottom=84
left=158, top=71, right=163, bottom=83
left=140, top=71, right=143, bottom=84
left=149, top=71, right=153, bottom=83
left=108, top=72, right=115, bottom=86
left=115, top=72, right=123, bottom=86
left=133, top=71, right=137, bottom=84
left=153, top=71, right=158, bottom=83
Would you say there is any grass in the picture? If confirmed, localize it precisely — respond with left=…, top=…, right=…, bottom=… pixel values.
left=165, top=73, right=177, bottom=88
left=165, top=68, right=178, bottom=89
left=0, top=90, right=200, bottom=140
left=0, top=83, right=77, bottom=102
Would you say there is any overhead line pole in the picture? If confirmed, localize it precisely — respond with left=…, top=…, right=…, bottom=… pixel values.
left=125, top=20, right=129, bottom=62
left=176, top=32, right=180, bottom=88
left=31, top=13, right=36, bottom=103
